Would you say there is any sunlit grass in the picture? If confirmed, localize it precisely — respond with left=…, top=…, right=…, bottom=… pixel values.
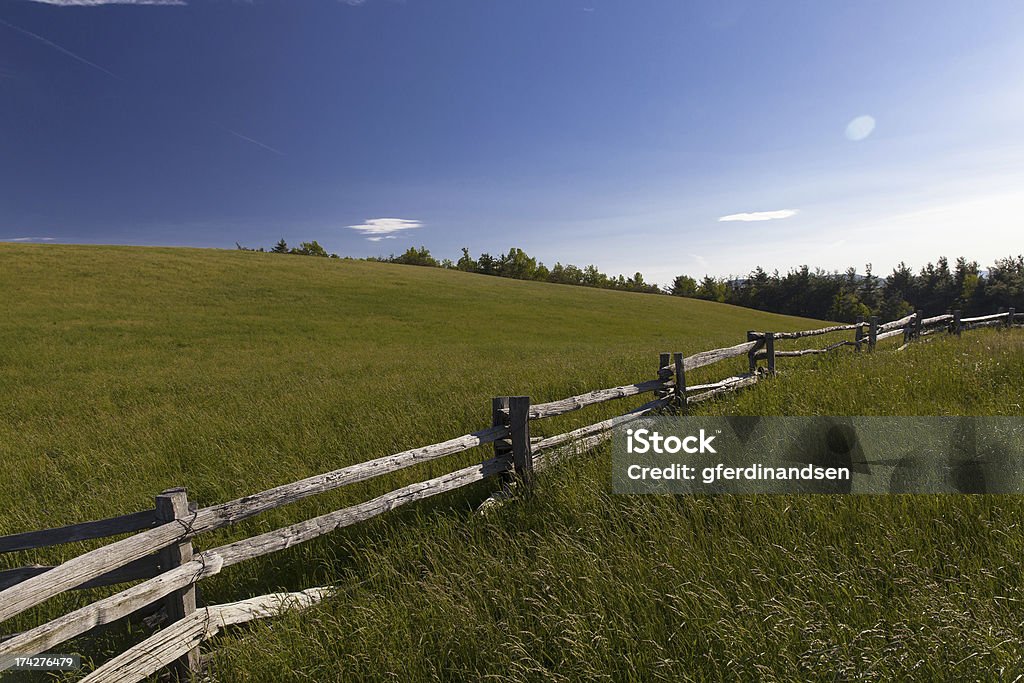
left=2, top=244, right=1020, bottom=681
left=0, top=244, right=819, bottom=659
left=210, top=330, right=1024, bottom=682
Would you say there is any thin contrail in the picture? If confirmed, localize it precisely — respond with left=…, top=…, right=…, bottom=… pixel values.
left=225, top=128, right=286, bottom=156
left=0, top=17, right=121, bottom=80
left=0, top=16, right=285, bottom=157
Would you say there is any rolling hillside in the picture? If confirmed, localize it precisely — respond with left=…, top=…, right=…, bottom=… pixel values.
left=2, top=244, right=1022, bottom=680
left=0, top=244, right=822, bottom=658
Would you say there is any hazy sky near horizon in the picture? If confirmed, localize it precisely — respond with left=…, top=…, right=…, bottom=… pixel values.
left=2, top=1, right=1022, bottom=285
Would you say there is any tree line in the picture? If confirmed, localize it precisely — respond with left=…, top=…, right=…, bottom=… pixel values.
left=238, top=240, right=1023, bottom=321
left=369, top=246, right=662, bottom=294
left=671, top=256, right=1024, bottom=321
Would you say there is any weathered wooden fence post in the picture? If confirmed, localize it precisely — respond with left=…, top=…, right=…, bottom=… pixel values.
left=903, top=313, right=915, bottom=344
left=507, top=396, right=533, bottom=486
left=952, top=310, right=962, bottom=336
left=657, top=352, right=671, bottom=400
left=869, top=316, right=878, bottom=351
left=672, top=352, right=687, bottom=415
left=914, top=310, right=923, bottom=339
left=764, top=332, right=776, bottom=375
left=746, top=332, right=759, bottom=373
left=154, top=488, right=199, bottom=679
left=854, top=318, right=864, bottom=352
left=492, top=397, right=512, bottom=485
left=1009, top=307, right=1016, bottom=329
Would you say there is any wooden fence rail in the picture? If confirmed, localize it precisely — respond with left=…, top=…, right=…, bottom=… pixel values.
left=0, top=306, right=1020, bottom=682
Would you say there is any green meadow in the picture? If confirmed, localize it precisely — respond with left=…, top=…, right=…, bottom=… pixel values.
left=1, top=244, right=1022, bottom=681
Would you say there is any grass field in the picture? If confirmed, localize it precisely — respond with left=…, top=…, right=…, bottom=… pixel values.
left=1, top=245, right=1022, bottom=681
left=0, top=244, right=820, bottom=661
left=206, top=330, right=1024, bottom=682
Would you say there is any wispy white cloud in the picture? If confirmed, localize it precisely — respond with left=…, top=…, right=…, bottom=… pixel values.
left=1, top=236, right=56, bottom=242
left=24, top=1, right=186, bottom=5
left=347, top=218, right=422, bottom=240
left=718, top=209, right=798, bottom=222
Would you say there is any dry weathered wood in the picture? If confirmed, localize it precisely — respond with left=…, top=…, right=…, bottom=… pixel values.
left=657, top=353, right=671, bottom=400
left=532, top=396, right=671, bottom=453
left=746, top=332, right=758, bottom=373
left=673, top=352, right=687, bottom=414
left=685, top=340, right=759, bottom=374
left=0, top=555, right=160, bottom=592
left=0, top=510, right=156, bottom=555
left=507, top=397, right=533, bottom=485
left=80, top=609, right=209, bottom=683
left=0, top=556, right=224, bottom=662
left=765, top=332, right=776, bottom=374
left=878, top=312, right=916, bottom=332
left=914, top=310, right=923, bottom=339
left=81, top=587, right=334, bottom=683
left=769, top=322, right=866, bottom=340
left=684, top=374, right=756, bottom=393
left=874, top=327, right=905, bottom=343
left=2, top=457, right=510, bottom=659
left=960, top=312, right=1008, bottom=324
left=869, top=315, right=879, bottom=351
left=687, top=373, right=759, bottom=404
left=1009, top=308, right=1016, bottom=329
left=761, top=340, right=853, bottom=358
left=208, top=457, right=510, bottom=569
left=154, top=488, right=198, bottom=678
left=920, top=314, right=953, bottom=326
left=0, top=424, right=507, bottom=623
left=525, top=378, right=668, bottom=420
left=855, top=319, right=864, bottom=352
left=952, top=309, right=962, bottom=335
left=491, top=397, right=512, bottom=484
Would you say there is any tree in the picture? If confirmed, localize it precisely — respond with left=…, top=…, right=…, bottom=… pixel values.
left=271, top=239, right=289, bottom=254
left=670, top=274, right=698, bottom=297
left=291, top=240, right=329, bottom=257
left=829, top=291, right=870, bottom=322
left=456, top=248, right=478, bottom=272
left=498, top=247, right=537, bottom=280
left=391, top=246, right=440, bottom=267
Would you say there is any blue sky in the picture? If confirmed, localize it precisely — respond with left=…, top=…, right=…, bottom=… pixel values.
left=1, top=1, right=1022, bottom=285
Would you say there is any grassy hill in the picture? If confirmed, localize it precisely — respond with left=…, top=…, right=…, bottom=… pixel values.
left=0, top=245, right=820, bottom=646
left=2, top=244, right=1021, bottom=681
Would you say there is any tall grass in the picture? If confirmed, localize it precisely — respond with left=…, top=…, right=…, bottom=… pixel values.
left=2, top=245, right=1020, bottom=680
left=209, top=330, right=1024, bottom=682
left=0, top=244, right=819, bottom=666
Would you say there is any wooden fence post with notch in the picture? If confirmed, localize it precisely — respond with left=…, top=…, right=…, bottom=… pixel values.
left=903, top=313, right=914, bottom=344
left=854, top=318, right=864, bottom=352
left=952, top=310, right=961, bottom=336
left=673, top=352, right=687, bottom=415
left=764, top=332, right=776, bottom=375
left=154, top=487, right=199, bottom=679
left=507, top=396, right=533, bottom=487
left=1009, top=307, right=1016, bottom=329
left=914, top=310, right=923, bottom=339
left=869, top=316, right=878, bottom=351
left=492, top=397, right=512, bottom=485
left=746, top=332, right=759, bottom=373
left=657, top=352, right=671, bottom=400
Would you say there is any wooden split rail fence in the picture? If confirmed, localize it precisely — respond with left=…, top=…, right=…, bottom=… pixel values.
left=0, top=307, right=1020, bottom=681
